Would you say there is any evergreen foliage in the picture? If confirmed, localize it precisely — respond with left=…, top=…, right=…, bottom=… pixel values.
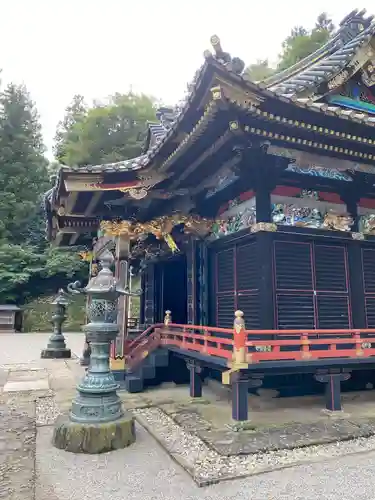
left=55, top=92, right=156, bottom=167
left=0, top=83, right=87, bottom=305
left=246, top=12, right=335, bottom=80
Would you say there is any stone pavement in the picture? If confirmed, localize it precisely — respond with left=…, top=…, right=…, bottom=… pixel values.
left=3, top=333, right=375, bottom=499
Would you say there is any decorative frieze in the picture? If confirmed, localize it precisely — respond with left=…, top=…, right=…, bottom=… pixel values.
left=211, top=207, right=256, bottom=238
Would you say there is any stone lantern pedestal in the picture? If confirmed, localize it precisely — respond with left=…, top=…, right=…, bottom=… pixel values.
left=41, top=289, right=71, bottom=359
left=52, top=250, right=139, bottom=454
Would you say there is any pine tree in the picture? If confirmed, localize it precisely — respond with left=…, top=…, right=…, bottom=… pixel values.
left=53, top=94, right=87, bottom=164
left=277, top=13, right=335, bottom=71
left=54, top=92, right=156, bottom=166
left=0, top=83, right=49, bottom=242
left=0, top=84, right=86, bottom=303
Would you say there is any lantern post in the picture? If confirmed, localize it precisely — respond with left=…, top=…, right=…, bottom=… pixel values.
left=52, top=249, right=140, bottom=454
left=41, top=289, right=71, bottom=359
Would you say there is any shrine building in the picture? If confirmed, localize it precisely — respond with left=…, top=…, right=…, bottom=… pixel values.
left=44, top=9, right=375, bottom=406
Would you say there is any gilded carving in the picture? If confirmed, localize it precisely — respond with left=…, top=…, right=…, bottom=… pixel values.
left=322, top=211, right=354, bottom=232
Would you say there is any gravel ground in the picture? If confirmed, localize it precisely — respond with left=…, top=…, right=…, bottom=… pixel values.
left=135, top=406, right=375, bottom=485
left=0, top=399, right=36, bottom=500
left=35, top=396, right=375, bottom=492
left=35, top=421, right=375, bottom=500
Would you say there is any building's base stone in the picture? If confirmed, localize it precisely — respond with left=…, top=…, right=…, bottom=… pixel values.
left=52, top=412, right=136, bottom=454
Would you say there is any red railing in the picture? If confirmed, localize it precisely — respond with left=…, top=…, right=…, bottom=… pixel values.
left=125, top=320, right=375, bottom=369
left=124, top=323, right=164, bottom=370
left=160, top=324, right=234, bottom=359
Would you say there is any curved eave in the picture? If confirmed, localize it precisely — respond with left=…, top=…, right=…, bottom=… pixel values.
left=210, top=58, right=375, bottom=129
left=268, top=23, right=375, bottom=98
left=262, top=26, right=348, bottom=89
left=137, top=58, right=375, bottom=177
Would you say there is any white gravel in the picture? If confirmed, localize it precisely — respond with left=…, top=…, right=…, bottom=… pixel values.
left=134, top=407, right=375, bottom=485
left=36, top=396, right=61, bottom=426
left=35, top=395, right=375, bottom=485
left=35, top=423, right=375, bottom=500
left=34, top=394, right=375, bottom=486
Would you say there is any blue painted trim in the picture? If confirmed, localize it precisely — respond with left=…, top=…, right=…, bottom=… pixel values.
left=328, top=95, right=375, bottom=115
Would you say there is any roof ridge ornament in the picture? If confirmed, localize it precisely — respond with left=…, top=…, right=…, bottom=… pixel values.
left=205, top=35, right=245, bottom=75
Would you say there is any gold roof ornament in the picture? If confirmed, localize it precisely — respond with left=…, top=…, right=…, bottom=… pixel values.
left=99, top=214, right=216, bottom=241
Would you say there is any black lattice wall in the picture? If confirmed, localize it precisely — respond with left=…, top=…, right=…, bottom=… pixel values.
left=273, top=240, right=351, bottom=330
left=213, top=242, right=260, bottom=328
left=362, top=248, right=375, bottom=328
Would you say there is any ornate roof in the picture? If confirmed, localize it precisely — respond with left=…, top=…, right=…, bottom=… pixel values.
left=144, top=107, right=178, bottom=151
left=264, top=9, right=375, bottom=98
left=45, top=10, right=375, bottom=240
left=59, top=156, right=150, bottom=174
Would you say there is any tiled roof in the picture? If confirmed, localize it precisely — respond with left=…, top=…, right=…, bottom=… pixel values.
left=60, top=108, right=179, bottom=174
left=266, top=9, right=375, bottom=98
left=59, top=155, right=150, bottom=174
left=47, top=13, right=375, bottom=209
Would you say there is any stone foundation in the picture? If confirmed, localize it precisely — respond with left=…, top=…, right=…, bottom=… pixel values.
left=52, top=412, right=136, bottom=454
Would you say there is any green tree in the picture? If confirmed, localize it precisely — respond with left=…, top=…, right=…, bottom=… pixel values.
left=56, top=92, right=157, bottom=166
left=0, top=83, right=87, bottom=304
left=53, top=94, right=87, bottom=164
left=245, top=59, right=275, bottom=82
left=0, top=83, right=49, bottom=242
left=277, top=13, right=335, bottom=71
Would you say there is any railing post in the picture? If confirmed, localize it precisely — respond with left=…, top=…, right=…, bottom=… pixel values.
left=203, top=327, right=208, bottom=353
left=233, top=310, right=246, bottom=365
left=353, top=331, right=364, bottom=357
left=230, top=310, right=251, bottom=422
left=164, top=310, right=172, bottom=327
left=301, top=332, right=311, bottom=359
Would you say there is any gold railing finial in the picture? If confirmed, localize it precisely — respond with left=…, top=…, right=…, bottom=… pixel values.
left=164, top=310, right=172, bottom=326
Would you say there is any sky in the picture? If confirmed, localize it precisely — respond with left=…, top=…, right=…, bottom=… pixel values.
left=0, top=1, right=373, bottom=158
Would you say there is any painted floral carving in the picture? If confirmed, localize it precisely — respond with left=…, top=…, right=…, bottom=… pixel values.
left=359, top=214, right=375, bottom=234
left=211, top=207, right=256, bottom=238
left=271, top=204, right=323, bottom=228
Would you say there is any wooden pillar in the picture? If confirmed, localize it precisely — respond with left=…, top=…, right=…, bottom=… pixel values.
left=255, top=187, right=271, bottom=222
left=187, top=360, right=203, bottom=398
left=196, top=240, right=209, bottom=325
left=256, top=232, right=275, bottom=330
left=114, top=236, right=131, bottom=358
left=231, top=371, right=249, bottom=420
left=139, top=273, right=145, bottom=326
left=341, top=190, right=359, bottom=232
left=144, top=263, right=156, bottom=326
left=341, top=184, right=366, bottom=328
left=314, top=371, right=351, bottom=411
left=186, top=239, right=195, bottom=325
